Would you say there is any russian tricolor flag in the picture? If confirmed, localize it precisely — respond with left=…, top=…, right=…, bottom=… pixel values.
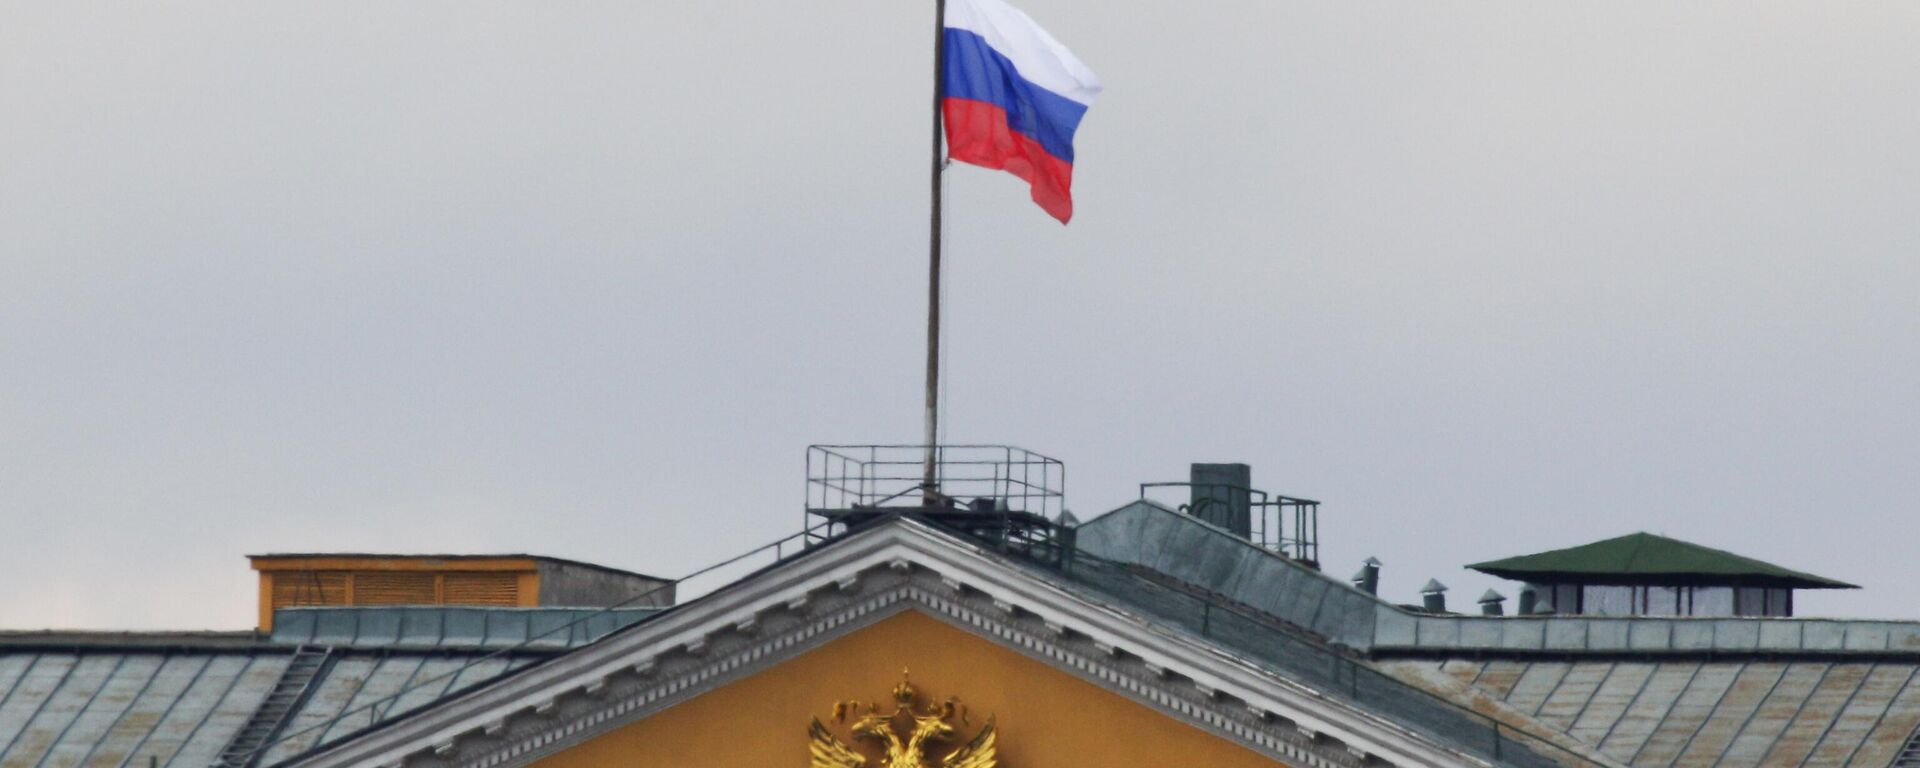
left=943, top=0, right=1101, bottom=224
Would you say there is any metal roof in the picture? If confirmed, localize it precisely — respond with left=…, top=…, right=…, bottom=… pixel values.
left=0, top=645, right=544, bottom=768
left=254, top=652, right=539, bottom=766
left=0, top=649, right=292, bottom=768
left=268, top=607, right=661, bottom=649
left=1381, top=658, right=1920, bottom=766
left=12, top=508, right=1920, bottom=767
left=0, top=606, right=664, bottom=768
left=1042, top=555, right=1597, bottom=766
left=1079, top=502, right=1918, bottom=658
left=0, top=632, right=268, bottom=651
left=1467, top=533, right=1859, bottom=589
left=1075, top=499, right=1920, bottom=765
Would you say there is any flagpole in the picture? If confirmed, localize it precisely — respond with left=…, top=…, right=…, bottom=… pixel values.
left=923, top=0, right=947, bottom=501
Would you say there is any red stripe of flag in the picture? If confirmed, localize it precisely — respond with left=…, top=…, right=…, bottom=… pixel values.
left=943, top=97, right=1077, bottom=224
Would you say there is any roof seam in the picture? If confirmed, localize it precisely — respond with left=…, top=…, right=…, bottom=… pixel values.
left=1561, top=662, right=1619, bottom=733
left=162, top=656, right=260, bottom=768
left=73, top=652, right=169, bottom=768
left=0, top=653, right=79, bottom=762
left=1617, top=662, right=1705, bottom=764
left=1696, top=662, right=1794, bottom=768
left=1733, top=662, right=1833, bottom=768
left=1801, top=662, right=1877, bottom=763
left=1591, top=661, right=1659, bottom=752
left=1834, top=664, right=1918, bottom=767
left=1667, top=661, right=1764, bottom=767
left=31, top=654, right=130, bottom=768
left=0, top=654, right=42, bottom=748
left=1527, top=663, right=1575, bottom=719
left=116, top=654, right=213, bottom=768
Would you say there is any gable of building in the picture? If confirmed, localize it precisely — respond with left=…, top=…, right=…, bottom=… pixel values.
left=538, top=610, right=1282, bottom=767
left=287, top=518, right=1536, bottom=768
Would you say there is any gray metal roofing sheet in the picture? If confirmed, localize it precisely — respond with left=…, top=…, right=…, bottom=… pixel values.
left=265, top=656, right=378, bottom=762
left=254, top=654, right=534, bottom=767
left=1477, top=660, right=1531, bottom=700
left=1538, top=663, right=1615, bottom=730
left=1717, top=662, right=1829, bottom=764
left=176, top=656, right=285, bottom=768
left=0, top=641, right=551, bottom=768
left=1380, top=657, right=1920, bottom=767
left=1596, top=663, right=1698, bottom=759
left=1853, top=676, right=1920, bottom=766
left=1509, top=663, right=1573, bottom=717
left=85, top=655, right=210, bottom=768
left=1808, top=666, right=1913, bottom=764
left=1630, top=663, right=1743, bottom=766
left=1569, top=663, right=1655, bottom=746
left=269, top=607, right=660, bottom=649
left=320, top=657, right=431, bottom=745
left=1767, top=663, right=1873, bottom=764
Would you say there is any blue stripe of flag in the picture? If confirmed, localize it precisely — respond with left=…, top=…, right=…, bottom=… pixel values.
left=942, top=27, right=1089, bottom=164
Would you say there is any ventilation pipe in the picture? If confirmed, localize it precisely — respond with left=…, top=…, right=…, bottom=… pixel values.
left=1351, top=557, right=1381, bottom=596
left=1188, top=463, right=1252, bottom=538
left=1517, top=585, right=1539, bottom=615
left=1478, top=589, right=1507, bottom=616
left=1420, top=579, right=1448, bottom=613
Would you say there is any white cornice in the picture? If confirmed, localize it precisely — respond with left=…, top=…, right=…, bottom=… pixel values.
left=286, top=520, right=1493, bottom=768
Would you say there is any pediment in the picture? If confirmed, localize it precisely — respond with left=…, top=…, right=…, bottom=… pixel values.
left=285, top=520, right=1484, bottom=768
left=536, top=610, right=1287, bottom=767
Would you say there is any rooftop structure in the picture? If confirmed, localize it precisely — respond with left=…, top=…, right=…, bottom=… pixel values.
left=1468, top=532, right=1858, bottom=618
left=803, top=444, right=1072, bottom=564
left=1079, top=498, right=1920, bottom=766
left=2, top=450, right=1914, bottom=768
left=1137, top=461, right=1322, bottom=565
left=248, top=554, right=673, bottom=630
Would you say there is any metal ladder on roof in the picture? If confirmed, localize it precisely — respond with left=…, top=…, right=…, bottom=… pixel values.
left=214, top=645, right=332, bottom=768
left=1894, top=722, right=1920, bottom=768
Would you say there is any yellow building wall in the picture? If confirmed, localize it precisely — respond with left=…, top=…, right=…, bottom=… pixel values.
left=536, top=610, right=1287, bottom=768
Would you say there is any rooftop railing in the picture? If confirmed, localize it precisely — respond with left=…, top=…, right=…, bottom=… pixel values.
left=1139, top=481, right=1321, bottom=565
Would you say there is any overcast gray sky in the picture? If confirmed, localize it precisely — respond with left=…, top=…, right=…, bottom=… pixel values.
left=4, top=1, right=1918, bottom=629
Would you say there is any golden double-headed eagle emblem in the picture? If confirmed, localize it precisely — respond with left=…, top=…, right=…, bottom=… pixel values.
left=807, top=671, right=997, bottom=768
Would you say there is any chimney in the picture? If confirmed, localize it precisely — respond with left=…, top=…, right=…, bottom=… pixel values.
left=1420, top=579, right=1448, bottom=613
left=1517, top=585, right=1538, bottom=615
left=1188, top=463, right=1252, bottom=538
left=1351, top=557, right=1381, bottom=595
left=1478, top=589, right=1507, bottom=616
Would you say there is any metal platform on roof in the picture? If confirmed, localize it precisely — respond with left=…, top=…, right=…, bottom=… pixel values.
left=804, top=445, right=1071, bottom=564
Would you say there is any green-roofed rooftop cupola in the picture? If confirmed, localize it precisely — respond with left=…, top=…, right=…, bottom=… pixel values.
left=1467, top=532, right=1857, bottom=618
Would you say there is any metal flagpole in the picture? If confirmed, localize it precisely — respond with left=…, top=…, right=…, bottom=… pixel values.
left=923, top=0, right=947, bottom=500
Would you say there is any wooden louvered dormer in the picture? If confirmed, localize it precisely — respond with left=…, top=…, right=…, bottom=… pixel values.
left=248, top=554, right=673, bottom=630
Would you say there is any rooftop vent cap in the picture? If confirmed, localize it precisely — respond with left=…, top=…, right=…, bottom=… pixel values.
left=1420, top=578, right=1448, bottom=613
left=1351, top=557, right=1381, bottom=595
left=1478, top=589, right=1507, bottom=616
left=1517, top=585, right=1539, bottom=615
